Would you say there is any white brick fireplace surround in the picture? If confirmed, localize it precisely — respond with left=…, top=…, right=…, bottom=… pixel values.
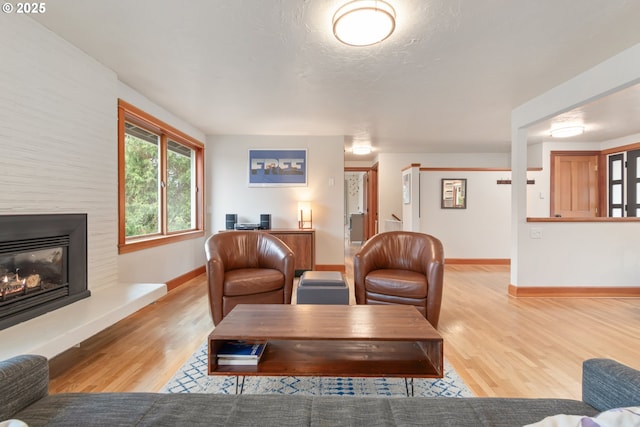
left=0, top=16, right=201, bottom=360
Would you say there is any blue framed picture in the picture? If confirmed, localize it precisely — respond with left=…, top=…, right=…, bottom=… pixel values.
left=248, top=149, right=307, bottom=187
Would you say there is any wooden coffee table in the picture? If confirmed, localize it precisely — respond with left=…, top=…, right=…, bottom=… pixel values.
left=208, top=304, right=443, bottom=381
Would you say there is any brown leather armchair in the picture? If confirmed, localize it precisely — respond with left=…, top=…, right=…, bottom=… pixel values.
left=204, top=231, right=295, bottom=326
left=353, top=231, right=444, bottom=328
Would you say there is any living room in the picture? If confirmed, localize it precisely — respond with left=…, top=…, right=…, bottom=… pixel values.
left=1, top=0, right=640, bottom=415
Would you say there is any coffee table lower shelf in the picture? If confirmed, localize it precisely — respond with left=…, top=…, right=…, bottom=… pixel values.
left=208, top=339, right=443, bottom=378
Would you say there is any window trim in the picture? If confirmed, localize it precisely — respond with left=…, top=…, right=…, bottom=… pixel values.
left=118, top=99, right=204, bottom=254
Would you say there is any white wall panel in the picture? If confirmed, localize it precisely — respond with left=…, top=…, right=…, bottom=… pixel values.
left=207, top=135, right=345, bottom=266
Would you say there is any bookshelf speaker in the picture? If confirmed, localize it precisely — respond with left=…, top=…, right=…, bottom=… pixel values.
left=260, top=214, right=271, bottom=230
left=225, top=214, right=237, bottom=230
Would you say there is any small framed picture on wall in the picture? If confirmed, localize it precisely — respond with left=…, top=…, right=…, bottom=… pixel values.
left=441, top=178, right=466, bottom=209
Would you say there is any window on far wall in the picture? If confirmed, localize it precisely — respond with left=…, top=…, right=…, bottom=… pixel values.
left=118, top=99, right=204, bottom=254
left=607, top=148, right=640, bottom=218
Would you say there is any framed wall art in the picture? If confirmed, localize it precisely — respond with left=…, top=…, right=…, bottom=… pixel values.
left=248, top=149, right=307, bottom=187
left=441, top=178, right=466, bottom=209
left=402, top=172, right=411, bottom=204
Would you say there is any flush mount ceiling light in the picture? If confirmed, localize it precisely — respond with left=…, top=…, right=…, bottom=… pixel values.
left=352, top=141, right=372, bottom=155
left=333, top=0, right=396, bottom=47
left=550, top=126, right=585, bottom=138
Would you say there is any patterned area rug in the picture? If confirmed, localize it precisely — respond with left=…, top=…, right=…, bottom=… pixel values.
left=162, top=342, right=473, bottom=397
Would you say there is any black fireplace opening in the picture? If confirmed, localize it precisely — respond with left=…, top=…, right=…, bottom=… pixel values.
left=0, top=214, right=89, bottom=330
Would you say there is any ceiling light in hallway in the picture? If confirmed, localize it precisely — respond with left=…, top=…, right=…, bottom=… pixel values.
left=550, top=126, right=584, bottom=138
left=352, top=141, right=372, bottom=155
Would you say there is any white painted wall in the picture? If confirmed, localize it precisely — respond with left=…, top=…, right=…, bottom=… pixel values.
left=602, top=131, right=640, bottom=151
left=377, top=153, right=510, bottom=231
left=420, top=171, right=511, bottom=259
left=377, top=152, right=511, bottom=258
left=511, top=42, right=640, bottom=288
left=206, top=135, right=345, bottom=266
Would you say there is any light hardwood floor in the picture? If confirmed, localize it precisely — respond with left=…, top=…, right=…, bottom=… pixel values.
left=48, top=247, right=640, bottom=399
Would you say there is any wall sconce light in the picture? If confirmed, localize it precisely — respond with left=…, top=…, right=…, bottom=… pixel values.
left=298, top=201, right=313, bottom=229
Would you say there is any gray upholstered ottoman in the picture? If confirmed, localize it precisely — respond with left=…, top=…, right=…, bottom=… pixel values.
left=296, top=271, right=349, bottom=304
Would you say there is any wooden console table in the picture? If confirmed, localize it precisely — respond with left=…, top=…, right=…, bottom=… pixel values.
left=266, top=229, right=314, bottom=275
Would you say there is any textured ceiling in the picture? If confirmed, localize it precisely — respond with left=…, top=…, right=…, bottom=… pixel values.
left=32, top=0, right=640, bottom=160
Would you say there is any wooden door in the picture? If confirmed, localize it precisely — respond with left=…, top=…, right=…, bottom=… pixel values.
left=551, top=152, right=599, bottom=217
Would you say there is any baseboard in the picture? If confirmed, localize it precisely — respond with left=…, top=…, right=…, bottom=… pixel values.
left=508, top=284, right=640, bottom=298
left=166, top=265, right=206, bottom=291
left=446, top=258, right=510, bottom=265
left=315, top=264, right=346, bottom=273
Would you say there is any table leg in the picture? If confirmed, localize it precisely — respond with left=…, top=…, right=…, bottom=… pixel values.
left=234, top=376, right=246, bottom=395
left=404, top=378, right=414, bottom=397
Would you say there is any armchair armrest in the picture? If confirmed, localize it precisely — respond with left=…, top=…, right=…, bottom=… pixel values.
left=582, top=358, right=640, bottom=412
left=0, top=355, right=49, bottom=420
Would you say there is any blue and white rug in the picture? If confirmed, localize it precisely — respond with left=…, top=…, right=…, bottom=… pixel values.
left=161, top=342, right=473, bottom=397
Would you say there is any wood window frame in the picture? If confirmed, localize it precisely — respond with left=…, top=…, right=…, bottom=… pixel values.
left=118, top=99, right=205, bottom=254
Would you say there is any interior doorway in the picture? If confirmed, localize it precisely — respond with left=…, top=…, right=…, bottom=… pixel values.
left=344, top=164, right=379, bottom=244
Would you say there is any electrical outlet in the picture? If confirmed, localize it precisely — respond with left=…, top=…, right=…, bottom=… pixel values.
left=530, top=228, right=543, bottom=239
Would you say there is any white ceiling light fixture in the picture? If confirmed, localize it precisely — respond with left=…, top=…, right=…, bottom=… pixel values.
left=550, top=126, right=585, bottom=138
left=333, top=0, right=396, bottom=47
left=352, top=141, right=372, bottom=155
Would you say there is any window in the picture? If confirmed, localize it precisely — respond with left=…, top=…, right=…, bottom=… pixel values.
left=118, top=99, right=204, bottom=253
left=607, top=148, right=640, bottom=218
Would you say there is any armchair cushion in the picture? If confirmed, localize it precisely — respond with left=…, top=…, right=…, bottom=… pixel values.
left=365, top=269, right=427, bottom=299
left=223, top=268, right=285, bottom=296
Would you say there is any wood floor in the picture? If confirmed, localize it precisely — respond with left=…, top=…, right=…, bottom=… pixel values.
left=48, top=249, right=640, bottom=399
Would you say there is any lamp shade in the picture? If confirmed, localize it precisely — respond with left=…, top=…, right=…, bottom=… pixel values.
left=298, top=201, right=313, bottom=229
left=333, top=0, right=396, bottom=46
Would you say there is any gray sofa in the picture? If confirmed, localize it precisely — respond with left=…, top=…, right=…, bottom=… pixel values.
left=2, top=355, right=639, bottom=426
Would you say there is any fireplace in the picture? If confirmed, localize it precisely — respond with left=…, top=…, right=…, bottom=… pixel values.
left=0, top=214, right=89, bottom=330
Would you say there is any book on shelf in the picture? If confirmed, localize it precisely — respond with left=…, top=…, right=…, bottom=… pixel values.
left=216, top=340, right=266, bottom=365
left=217, top=356, right=261, bottom=366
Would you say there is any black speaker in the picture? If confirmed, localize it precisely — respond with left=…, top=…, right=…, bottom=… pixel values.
left=225, top=214, right=237, bottom=230
left=260, top=214, right=271, bottom=230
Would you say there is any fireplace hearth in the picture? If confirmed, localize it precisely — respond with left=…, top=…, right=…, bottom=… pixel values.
left=0, top=214, right=89, bottom=330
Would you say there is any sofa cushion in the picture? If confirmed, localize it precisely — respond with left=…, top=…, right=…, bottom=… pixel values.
left=14, top=393, right=599, bottom=427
